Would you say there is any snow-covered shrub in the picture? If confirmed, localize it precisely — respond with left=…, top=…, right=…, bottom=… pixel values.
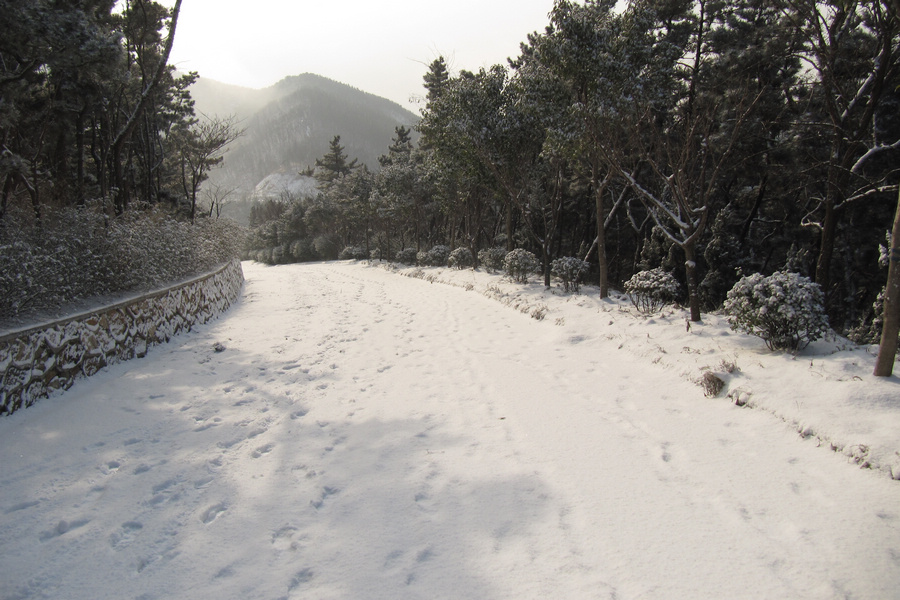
left=551, top=257, right=590, bottom=292
left=395, top=247, right=418, bottom=265
left=478, top=247, right=507, bottom=272
left=448, top=247, right=474, bottom=270
left=624, top=268, right=680, bottom=315
left=271, top=245, right=287, bottom=264
left=290, top=239, right=316, bottom=262
left=339, top=246, right=367, bottom=261
left=0, top=204, right=244, bottom=321
left=723, top=271, right=829, bottom=351
left=313, top=234, right=339, bottom=260
left=503, top=248, right=540, bottom=284
left=424, top=245, right=451, bottom=267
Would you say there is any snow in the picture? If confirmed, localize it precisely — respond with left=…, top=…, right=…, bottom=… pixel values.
left=248, top=171, right=318, bottom=203
left=1, top=260, right=899, bottom=600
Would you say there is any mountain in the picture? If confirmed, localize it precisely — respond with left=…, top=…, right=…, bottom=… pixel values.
left=188, top=73, right=420, bottom=223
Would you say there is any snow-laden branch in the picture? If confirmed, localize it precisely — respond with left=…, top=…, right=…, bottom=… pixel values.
left=851, top=139, right=900, bottom=174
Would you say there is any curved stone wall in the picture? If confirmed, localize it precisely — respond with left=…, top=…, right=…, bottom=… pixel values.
left=0, top=260, right=244, bottom=416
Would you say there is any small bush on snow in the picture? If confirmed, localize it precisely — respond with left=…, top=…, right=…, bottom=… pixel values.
left=425, top=245, right=451, bottom=267
left=448, top=247, right=474, bottom=270
left=698, top=371, right=726, bottom=397
left=503, top=248, right=540, bottom=284
left=395, top=247, right=418, bottom=265
left=551, top=257, right=589, bottom=292
left=624, top=268, right=680, bottom=315
left=339, top=246, right=367, bottom=261
left=478, top=247, right=507, bottom=272
left=723, top=271, right=829, bottom=351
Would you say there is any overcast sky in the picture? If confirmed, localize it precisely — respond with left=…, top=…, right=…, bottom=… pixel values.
left=162, top=0, right=556, bottom=110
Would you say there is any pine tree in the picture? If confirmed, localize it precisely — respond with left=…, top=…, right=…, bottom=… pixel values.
left=314, top=135, right=358, bottom=188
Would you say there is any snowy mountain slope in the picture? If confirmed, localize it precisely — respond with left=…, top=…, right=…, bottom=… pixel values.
left=0, top=260, right=897, bottom=600
left=190, top=73, right=419, bottom=212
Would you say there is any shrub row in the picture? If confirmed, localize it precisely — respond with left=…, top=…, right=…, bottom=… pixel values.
left=0, top=204, right=245, bottom=323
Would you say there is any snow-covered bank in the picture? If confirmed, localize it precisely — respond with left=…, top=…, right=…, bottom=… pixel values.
left=1, top=261, right=898, bottom=599
left=389, top=261, right=900, bottom=480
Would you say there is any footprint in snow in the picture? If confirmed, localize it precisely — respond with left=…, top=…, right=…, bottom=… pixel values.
left=288, top=568, right=314, bottom=590
left=4, top=500, right=40, bottom=514
left=217, top=436, right=245, bottom=450
left=251, top=443, right=275, bottom=458
left=194, top=475, right=214, bottom=489
left=39, top=519, right=90, bottom=542
left=310, top=486, right=340, bottom=510
left=246, top=427, right=267, bottom=439
left=200, top=503, right=227, bottom=524
left=109, top=521, right=143, bottom=549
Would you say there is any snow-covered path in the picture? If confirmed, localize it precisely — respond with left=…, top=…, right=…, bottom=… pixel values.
left=1, top=261, right=898, bottom=600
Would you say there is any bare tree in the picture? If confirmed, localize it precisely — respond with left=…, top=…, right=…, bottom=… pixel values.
left=171, top=114, right=244, bottom=223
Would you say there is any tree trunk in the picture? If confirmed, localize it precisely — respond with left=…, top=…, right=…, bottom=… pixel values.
left=684, top=242, right=702, bottom=322
left=594, top=171, right=609, bottom=298
left=874, top=186, right=900, bottom=376
left=814, top=181, right=838, bottom=293
left=506, top=200, right=514, bottom=251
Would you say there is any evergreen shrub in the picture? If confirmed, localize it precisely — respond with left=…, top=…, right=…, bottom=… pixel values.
left=425, top=245, right=451, bottom=267
left=395, top=247, right=418, bottom=265
left=339, top=246, right=367, bottom=260
left=503, top=249, right=540, bottom=284
left=478, top=247, right=507, bottom=272
left=724, top=271, right=829, bottom=351
left=624, top=268, right=680, bottom=315
left=448, top=247, right=474, bottom=270
left=551, top=257, right=590, bottom=292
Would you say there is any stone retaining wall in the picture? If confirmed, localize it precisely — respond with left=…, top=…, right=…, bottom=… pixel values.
left=0, top=260, right=244, bottom=416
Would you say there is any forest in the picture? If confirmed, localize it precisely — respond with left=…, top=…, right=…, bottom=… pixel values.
left=0, top=0, right=243, bottom=322
left=246, top=0, right=900, bottom=350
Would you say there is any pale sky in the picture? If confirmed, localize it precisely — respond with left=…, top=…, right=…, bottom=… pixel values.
left=161, top=0, right=556, bottom=109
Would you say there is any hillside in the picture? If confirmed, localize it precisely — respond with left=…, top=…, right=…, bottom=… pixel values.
left=190, top=73, right=420, bottom=222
